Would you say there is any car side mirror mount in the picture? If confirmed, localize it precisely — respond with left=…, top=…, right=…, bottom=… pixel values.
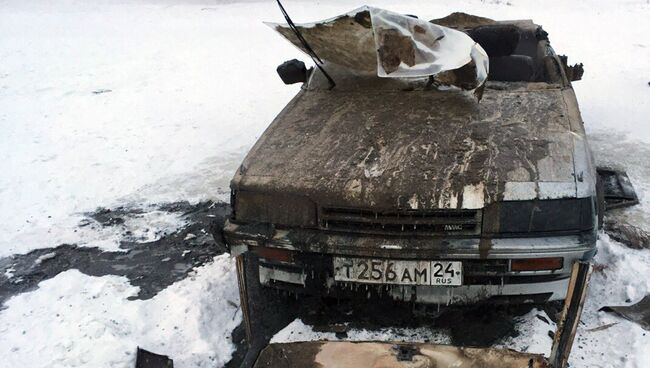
left=277, top=59, right=308, bottom=85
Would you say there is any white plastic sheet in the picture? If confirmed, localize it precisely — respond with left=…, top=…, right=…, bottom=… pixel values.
left=369, top=7, right=487, bottom=83
left=268, top=6, right=488, bottom=90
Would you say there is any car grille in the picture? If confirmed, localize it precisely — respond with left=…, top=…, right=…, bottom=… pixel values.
left=319, top=207, right=482, bottom=236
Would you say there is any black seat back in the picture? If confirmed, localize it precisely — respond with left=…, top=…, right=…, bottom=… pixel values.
left=489, top=55, right=535, bottom=82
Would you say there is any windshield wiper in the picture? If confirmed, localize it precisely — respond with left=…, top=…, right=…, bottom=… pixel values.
left=275, top=0, right=336, bottom=89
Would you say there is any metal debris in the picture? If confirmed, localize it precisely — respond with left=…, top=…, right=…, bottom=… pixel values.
left=586, top=322, right=619, bottom=332
left=597, top=167, right=639, bottom=210
left=600, top=295, right=650, bottom=331
left=135, top=347, right=173, bottom=368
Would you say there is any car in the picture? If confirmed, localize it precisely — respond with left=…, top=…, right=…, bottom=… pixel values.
left=222, top=9, right=604, bottom=360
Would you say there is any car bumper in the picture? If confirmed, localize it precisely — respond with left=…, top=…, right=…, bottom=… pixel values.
left=224, top=219, right=596, bottom=305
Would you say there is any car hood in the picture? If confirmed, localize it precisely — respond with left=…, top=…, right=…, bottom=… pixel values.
left=232, top=84, right=595, bottom=210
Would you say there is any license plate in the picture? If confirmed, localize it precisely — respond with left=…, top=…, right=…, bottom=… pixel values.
left=333, top=257, right=462, bottom=286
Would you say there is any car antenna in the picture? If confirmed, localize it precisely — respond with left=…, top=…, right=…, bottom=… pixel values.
left=275, top=0, right=336, bottom=89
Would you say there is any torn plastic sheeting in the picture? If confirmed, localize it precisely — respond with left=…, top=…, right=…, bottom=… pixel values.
left=266, top=6, right=488, bottom=90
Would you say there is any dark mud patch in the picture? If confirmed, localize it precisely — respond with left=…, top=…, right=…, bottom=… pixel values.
left=0, top=201, right=230, bottom=307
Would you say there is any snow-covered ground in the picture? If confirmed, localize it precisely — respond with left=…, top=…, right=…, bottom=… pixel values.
left=1, top=0, right=649, bottom=367
left=0, top=254, right=241, bottom=367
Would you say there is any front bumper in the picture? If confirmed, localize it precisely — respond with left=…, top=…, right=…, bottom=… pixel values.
left=224, top=219, right=596, bottom=305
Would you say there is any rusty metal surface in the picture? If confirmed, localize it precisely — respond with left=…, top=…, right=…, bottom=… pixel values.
left=253, top=341, right=549, bottom=368
left=233, top=84, right=589, bottom=211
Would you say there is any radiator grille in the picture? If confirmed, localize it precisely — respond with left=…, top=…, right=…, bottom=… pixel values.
left=320, top=207, right=482, bottom=236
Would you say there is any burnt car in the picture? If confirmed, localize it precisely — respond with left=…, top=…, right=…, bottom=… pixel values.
left=224, top=9, right=604, bottom=350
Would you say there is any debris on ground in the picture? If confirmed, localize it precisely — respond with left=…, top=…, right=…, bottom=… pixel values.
left=92, top=89, right=112, bottom=95
left=600, top=295, right=650, bottom=330
left=586, top=322, right=619, bottom=332
left=598, top=167, right=639, bottom=210
left=135, top=347, right=174, bottom=368
left=604, top=219, right=650, bottom=250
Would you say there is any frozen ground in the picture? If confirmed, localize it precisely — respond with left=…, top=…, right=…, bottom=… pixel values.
left=1, top=0, right=649, bottom=367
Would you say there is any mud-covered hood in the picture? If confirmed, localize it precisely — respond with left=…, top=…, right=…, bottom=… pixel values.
left=233, top=84, right=595, bottom=210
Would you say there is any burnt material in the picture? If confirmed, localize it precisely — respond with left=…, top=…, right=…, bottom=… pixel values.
left=597, top=167, right=639, bottom=210
left=559, top=55, right=584, bottom=81
left=604, top=220, right=650, bottom=250
left=468, top=24, right=521, bottom=57
left=135, top=348, right=173, bottom=368
left=489, top=55, right=535, bottom=82
left=393, top=345, right=419, bottom=361
left=549, top=262, right=591, bottom=368
left=236, top=252, right=298, bottom=368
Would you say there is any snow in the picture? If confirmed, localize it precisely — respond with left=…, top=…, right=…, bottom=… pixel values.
left=34, top=251, right=57, bottom=264
left=0, top=206, right=188, bottom=257
left=0, top=254, right=241, bottom=368
left=567, top=235, right=650, bottom=368
left=271, top=318, right=452, bottom=345
left=498, top=308, right=555, bottom=356
left=0, top=0, right=300, bottom=256
left=1, top=0, right=650, bottom=367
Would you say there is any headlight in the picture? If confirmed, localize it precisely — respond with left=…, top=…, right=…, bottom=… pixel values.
left=232, top=190, right=317, bottom=227
left=482, top=198, right=595, bottom=235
